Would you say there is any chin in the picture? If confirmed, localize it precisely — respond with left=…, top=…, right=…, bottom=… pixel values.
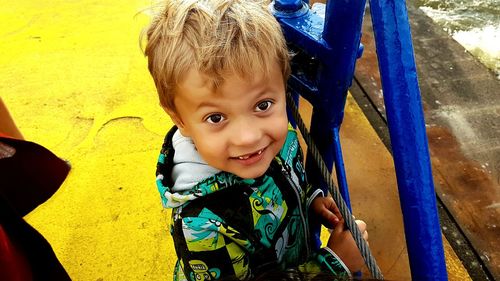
left=234, top=168, right=268, bottom=179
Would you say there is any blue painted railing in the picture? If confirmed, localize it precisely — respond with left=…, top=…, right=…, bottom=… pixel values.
left=272, top=0, right=447, bottom=280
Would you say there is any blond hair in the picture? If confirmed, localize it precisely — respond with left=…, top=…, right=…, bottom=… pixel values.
left=143, top=0, right=290, bottom=113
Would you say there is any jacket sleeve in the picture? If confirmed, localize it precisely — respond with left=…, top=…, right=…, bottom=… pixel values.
left=299, top=247, right=352, bottom=279
left=172, top=214, right=254, bottom=281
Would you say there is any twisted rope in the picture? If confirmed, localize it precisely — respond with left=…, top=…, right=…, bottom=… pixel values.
left=286, top=92, right=384, bottom=280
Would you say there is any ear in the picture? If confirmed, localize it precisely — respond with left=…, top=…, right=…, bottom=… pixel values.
left=163, top=106, right=191, bottom=137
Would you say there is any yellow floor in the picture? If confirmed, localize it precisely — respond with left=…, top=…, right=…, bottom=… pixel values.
left=0, top=1, right=470, bottom=280
left=1, top=1, right=177, bottom=280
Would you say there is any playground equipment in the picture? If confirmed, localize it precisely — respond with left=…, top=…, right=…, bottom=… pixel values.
left=271, top=0, right=448, bottom=280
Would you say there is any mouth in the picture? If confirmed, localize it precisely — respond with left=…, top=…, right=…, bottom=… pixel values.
left=230, top=147, right=267, bottom=165
left=236, top=149, right=264, bottom=160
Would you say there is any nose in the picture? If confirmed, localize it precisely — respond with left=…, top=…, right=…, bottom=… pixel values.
left=229, top=117, right=262, bottom=147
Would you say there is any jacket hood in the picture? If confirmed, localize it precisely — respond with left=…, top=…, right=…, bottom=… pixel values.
left=155, top=126, right=256, bottom=209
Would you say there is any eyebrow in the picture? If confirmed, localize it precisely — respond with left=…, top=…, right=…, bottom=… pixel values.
left=194, top=86, right=273, bottom=111
left=196, top=100, right=219, bottom=110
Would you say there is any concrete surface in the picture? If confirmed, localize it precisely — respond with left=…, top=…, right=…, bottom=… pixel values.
left=0, top=0, right=472, bottom=280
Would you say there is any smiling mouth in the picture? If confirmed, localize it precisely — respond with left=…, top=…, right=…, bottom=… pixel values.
left=236, top=149, right=264, bottom=160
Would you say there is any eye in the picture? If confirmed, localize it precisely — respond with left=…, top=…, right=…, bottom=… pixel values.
left=205, top=114, right=225, bottom=124
left=255, top=100, right=273, bottom=112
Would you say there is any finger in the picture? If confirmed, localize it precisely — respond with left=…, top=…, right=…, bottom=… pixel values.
left=355, top=220, right=367, bottom=232
left=363, top=230, right=369, bottom=241
left=333, top=218, right=346, bottom=234
left=327, top=208, right=341, bottom=223
left=324, top=208, right=340, bottom=224
left=323, top=212, right=339, bottom=228
left=326, top=197, right=341, bottom=216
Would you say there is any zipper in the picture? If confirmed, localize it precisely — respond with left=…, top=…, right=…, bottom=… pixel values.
left=280, top=165, right=311, bottom=258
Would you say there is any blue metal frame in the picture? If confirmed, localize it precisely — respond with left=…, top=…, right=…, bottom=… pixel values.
left=272, top=0, right=366, bottom=208
left=272, top=0, right=447, bottom=280
left=369, top=0, right=447, bottom=279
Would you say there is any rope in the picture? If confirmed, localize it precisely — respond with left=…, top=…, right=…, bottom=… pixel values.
left=286, top=92, right=384, bottom=280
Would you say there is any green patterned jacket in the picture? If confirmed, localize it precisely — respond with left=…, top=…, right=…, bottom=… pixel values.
left=155, top=126, right=351, bottom=280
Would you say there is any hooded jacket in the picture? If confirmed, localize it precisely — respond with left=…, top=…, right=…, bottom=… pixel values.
left=155, top=126, right=350, bottom=280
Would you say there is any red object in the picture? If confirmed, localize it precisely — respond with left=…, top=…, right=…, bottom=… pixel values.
left=0, top=225, right=32, bottom=281
left=0, top=136, right=71, bottom=280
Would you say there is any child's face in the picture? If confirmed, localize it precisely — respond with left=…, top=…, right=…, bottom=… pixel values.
left=170, top=63, right=288, bottom=179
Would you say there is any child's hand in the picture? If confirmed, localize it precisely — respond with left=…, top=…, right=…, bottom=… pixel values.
left=327, top=219, right=368, bottom=272
left=310, top=196, right=341, bottom=229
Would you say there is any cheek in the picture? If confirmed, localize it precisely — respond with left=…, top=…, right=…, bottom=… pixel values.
left=270, top=115, right=289, bottom=149
left=191, top=135, right=225, bottom=159
left=277, top=113, right=289, bottom=138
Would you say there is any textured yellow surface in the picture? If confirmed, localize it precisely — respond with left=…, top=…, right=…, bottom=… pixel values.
left=1, top=0, right=176, bottom=280
left=0, top=0, right=470, bottom=280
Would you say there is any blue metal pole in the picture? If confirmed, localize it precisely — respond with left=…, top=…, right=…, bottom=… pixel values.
left=369, top=0, right=448, bottom=279
left=332, top=127, right=352, bottom=208
left=272, top=0, right=364, bottom=254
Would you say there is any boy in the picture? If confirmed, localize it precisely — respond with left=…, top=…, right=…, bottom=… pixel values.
left=144, top=0, right=368, bottom=280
